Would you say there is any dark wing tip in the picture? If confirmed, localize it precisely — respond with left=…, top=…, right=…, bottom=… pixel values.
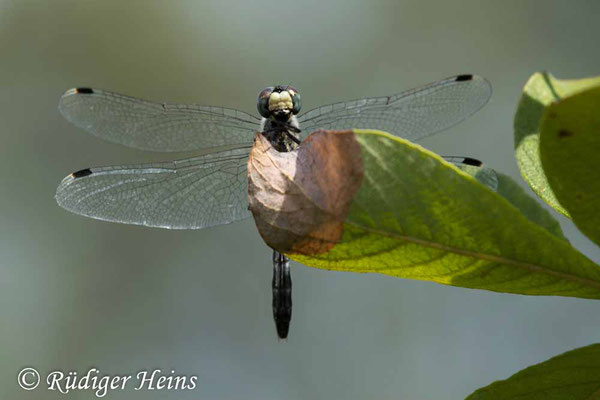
left=455, top=74, right=474, bottom=82
left=74, top=87, right=94, bottom=94
left=453, top=73, right=493, bottom=110
left=71, top=168, right=93, bottom=179
left=61, top=87, right=95, bottom=98
left=59, top=88, right=97, bottom=118
left=461, top=157, right=483, bottom=166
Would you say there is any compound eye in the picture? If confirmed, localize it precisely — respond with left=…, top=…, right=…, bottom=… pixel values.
left=257, top=86, right=274, bottom=118
left=287, top=86, right=301, bottom=115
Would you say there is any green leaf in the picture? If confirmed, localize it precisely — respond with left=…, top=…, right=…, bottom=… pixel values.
left=466, top=344, right=600, bottom=400
left=540, top=85, right=600, bottom=246
left=459, top=167, right=564, bottom=240
left=495, top=172, right=565, bottom=240
left=514, top=72, right=600, bottom=216
left=290, top=129, right=600, bottom=299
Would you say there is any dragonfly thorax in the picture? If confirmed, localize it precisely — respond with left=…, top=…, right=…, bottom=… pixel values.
left=260, top=115, right=301, bottom=153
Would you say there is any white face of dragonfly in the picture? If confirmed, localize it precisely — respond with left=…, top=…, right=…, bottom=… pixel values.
left=257, top=85, right=302, bottom=121
left=268, top=90, right=294, bottom=114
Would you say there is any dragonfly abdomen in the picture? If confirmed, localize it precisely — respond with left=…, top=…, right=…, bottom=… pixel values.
left=272, top=250, right=292, bottom=339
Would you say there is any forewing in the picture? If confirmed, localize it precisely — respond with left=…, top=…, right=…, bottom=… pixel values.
left=56, top=147, right=252, bottom=229
left=59, top=88, right=259, bottom=152
left=298, top=75, right=491, bottom=142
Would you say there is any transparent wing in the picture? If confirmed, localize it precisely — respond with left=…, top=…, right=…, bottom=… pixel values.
left=55, top=146, right=252, bottom=229
left=443, top=155, right=498, bottom=192
left=59, top=88, right=260, bottom=152
left=298, top=74, right=491, bottom=142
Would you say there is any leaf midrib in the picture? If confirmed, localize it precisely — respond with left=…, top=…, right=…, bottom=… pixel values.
left=345, top=221, right=600, bottom=291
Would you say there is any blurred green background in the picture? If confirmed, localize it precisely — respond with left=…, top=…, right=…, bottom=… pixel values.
left=2, top=0, right=600, bottom=399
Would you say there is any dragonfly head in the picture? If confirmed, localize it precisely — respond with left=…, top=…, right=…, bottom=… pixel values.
left=257, top=85, right=302, bottom=121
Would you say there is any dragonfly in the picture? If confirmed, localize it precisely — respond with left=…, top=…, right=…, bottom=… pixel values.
left=56, top=74, right=493, bottom=339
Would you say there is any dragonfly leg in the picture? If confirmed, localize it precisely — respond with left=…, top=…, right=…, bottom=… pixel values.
left=272, top=250, right=292, bottom=339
